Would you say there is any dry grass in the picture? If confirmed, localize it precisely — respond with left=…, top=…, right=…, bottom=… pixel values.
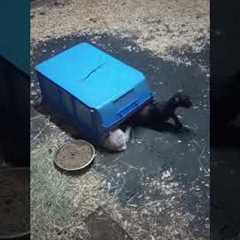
left=31, top=0, right=209, bottom=58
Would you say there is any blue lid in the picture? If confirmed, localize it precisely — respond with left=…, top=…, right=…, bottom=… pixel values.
left=35, top=42, right=145, bottom=109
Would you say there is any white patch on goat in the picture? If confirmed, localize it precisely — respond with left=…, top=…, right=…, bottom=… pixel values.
left=103, top=127, right=131, bottom=152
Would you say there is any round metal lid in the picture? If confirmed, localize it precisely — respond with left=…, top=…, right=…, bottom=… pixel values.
left=54, top=140, right=96, bottom=171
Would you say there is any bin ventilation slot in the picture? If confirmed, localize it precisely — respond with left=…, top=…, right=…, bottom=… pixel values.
left=118, top=100, right=138, bottom=117
left=113, top=89, right=134, bottom=103
left=82, top=63, right=106, bottom=82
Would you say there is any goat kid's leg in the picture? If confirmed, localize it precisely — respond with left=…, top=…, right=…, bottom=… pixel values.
left=171, top=114, right=183, bottom=129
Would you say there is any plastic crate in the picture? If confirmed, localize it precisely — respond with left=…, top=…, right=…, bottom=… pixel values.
left=35, top=42, right=153, bottom=144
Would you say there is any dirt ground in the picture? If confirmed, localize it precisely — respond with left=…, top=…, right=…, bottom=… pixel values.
left=31, top=0, right=209, bottom=239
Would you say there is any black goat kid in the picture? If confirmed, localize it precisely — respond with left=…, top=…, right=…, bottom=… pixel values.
left=128, top=92, right=192, bottom=130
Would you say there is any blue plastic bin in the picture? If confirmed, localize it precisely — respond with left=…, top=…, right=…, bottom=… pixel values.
left=35, top=42, right=153, bottom=144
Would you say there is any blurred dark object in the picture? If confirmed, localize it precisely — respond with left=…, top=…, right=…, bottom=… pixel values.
left=211, top=71, right=240, bottom=146
left=211, top=0, right=240, bottom=146
left=0, top=168, right=30, bottom=239
left=211, top=0, right=240, bottom=238
left=211, top=71, right=240, bottom=239
left=0, top=56, right=29, bottom=167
